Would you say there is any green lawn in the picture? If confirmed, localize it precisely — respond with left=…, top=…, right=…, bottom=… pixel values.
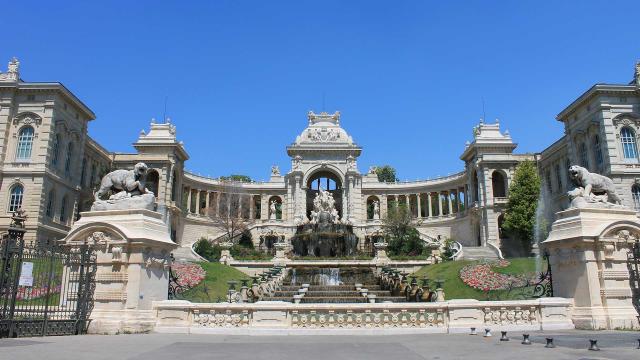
left=412, top=257, right=542, bottom=300
left=180, top=262, right=250, bottom=303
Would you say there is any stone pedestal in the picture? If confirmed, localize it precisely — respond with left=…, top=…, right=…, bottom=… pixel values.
left=272, top=242, right=290, bottom=266
left=63, top=209, right=177, bottom=334
left=542, top=207, right=640, bottom=330
left=219, top=242, right=234, bottom=264
left=373, top=242, right=390, bottom=266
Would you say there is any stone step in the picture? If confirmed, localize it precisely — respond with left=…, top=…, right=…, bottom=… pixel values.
left=461, top=246, right=500, bottom=260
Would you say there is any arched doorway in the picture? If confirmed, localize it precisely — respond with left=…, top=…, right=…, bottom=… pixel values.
left=306, top=171, right=342, bottom=220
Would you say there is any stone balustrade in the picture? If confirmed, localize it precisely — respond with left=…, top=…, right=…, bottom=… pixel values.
left=153, top=297, right=573, bottom=334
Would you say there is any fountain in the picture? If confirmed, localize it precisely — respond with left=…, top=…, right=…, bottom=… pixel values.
left=290, top=188, right=358, bottom=257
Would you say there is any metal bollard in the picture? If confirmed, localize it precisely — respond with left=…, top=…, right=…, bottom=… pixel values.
left=521, top=334, right=531, bottom=345
left=484, top=328, right=492, bottom=337
left=500, top=331, right=509, bottom=341
left=469, top=327, right=477, bottom=335
left=588, top=339, right=600, bottom=351
left=544, top=338, right=555, bottom=348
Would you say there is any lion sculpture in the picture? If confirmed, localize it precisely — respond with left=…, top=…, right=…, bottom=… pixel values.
left=94, top=162, right=150, bottom=201
left=568, top=165, right=621, bottom=205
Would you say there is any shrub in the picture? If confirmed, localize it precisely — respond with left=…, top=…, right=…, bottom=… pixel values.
left=193, top=238, right=220, bottom=261
left=387, top=227, right=426, bottom=256
left=238, top=230, right=254, bottom=249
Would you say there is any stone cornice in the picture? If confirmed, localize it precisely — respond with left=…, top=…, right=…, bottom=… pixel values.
left=1, top=82, right=96, bottom=120
left=556, top=84, right=637, bottom=121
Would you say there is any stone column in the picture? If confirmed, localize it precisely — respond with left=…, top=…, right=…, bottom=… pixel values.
left=205, top=191, right=210, bottom=216
left=427, top=192, right=432, bottom=218
left=417, top=194, right=422, bottom=218
left=438, top=192, right=443, bottom=216
left=381, top=194, right=388, bottom=219
left=195, top=190, right=201, bottom=215
left=448, top=190, right=453, bottom=215
left=238, top=194, right=243, bottom=218
left=249, top=195, right=255, bottom=220
left=214, top=192, right=220, bottom=216
left=186, top=187, right=192, bottom=213
left=543, top=207, right=640, bottom=330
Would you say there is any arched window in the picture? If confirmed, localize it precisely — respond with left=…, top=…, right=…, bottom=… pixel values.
left=579, top=142, right=589, bottom=168
left=555, top=163, right=563, bottom=190
left=8, top=184, right=24, bottom=212
left=620, top=127, right=638, bottom=159
left=59, top=195, right=68, bottom=223
left=491, top=171, right=506, bottom=198
left=51, top=134, right=60, bottom=166
left=64, top=142, right=74, bottom=176
left=593, top=135, right=603, bottom=169
left=633, top=185, right=640, bottom=211
left=89, top=163, right=96, bottom=187
left=146, top=170, right=159, bottom=198
left=171, top=170, right=177, bottom=201
left=46, top=190, right=55, bottom=218
left=16, top=126, right=34, bottom=160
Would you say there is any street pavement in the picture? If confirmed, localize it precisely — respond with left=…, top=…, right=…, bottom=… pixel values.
left=1, top=330, right=639, bottom=360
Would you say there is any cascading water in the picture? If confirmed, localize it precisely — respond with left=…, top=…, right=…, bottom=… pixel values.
left=533, top=187, right=548, bottom=274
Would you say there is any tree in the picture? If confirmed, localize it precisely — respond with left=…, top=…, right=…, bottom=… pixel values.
left=375, top=165, right=398, bottom=183
left=502, top=160, right=541, bottom=253
left=219, top=174, right=252, bottom=182
left=208, top=180, right=255, bottom=243
left=382, top=203, right=424, bottom=256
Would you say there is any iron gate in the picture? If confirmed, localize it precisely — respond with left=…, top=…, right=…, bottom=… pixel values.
left=0, top=211, right=96, bottom=338
left=628, top=240, right=640, bottom=317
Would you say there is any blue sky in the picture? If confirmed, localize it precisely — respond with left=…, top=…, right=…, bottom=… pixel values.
left=3, top=1, right=639, bottom=181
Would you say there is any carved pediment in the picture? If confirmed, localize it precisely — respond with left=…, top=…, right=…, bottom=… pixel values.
left=13, top=112, right=42, bottom=127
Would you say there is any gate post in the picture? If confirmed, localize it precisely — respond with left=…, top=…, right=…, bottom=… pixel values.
left=63, top=209, right=177, bottom=334
left=542, top=207, right=640, bottom=330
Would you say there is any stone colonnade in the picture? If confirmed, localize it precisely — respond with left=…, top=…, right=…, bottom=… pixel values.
left=370, top=187, right=467, bottom=220
left=181, top=186, right=285, bottom=221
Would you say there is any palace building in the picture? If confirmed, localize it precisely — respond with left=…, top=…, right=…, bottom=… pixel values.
left=1, top=58, right=639, bottom=259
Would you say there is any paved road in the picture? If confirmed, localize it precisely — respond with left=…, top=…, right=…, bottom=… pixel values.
left=1, top=330, right=639, bottom=360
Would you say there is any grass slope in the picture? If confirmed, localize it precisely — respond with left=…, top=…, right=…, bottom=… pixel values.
left=412, top=257, right=541, bottom=300
left=180, top=262, right=250, bottom=303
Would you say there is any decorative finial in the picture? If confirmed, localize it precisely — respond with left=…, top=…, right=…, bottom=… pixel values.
left=635, top=60, right=640, bottom=87
left=479, top=117, right=484, bottom=124
left=165, top=117, right=171, bottom=124
left=140, top=129, right=146, bottom=136
left=0, top=57, right=20, bottom=82
left=151, top=117, right=156, bottom=124
left=504, top=129, right=510, bottom=136
left=495, top=118, right=500, bottom=124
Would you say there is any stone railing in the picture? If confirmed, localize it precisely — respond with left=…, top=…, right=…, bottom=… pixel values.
left=153, top=297, right=573, bottom=334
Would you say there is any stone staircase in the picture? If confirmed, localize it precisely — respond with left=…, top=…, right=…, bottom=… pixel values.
left=263, top=284, right=406, bottom=303
left=461, top=246, right=500, bottom=260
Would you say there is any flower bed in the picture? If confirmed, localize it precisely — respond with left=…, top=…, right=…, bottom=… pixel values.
left=172, top=262, right=206, bottom=290
left=16, top=285, right=61, bottom=301
left=459, top=260, right=528, bottom=291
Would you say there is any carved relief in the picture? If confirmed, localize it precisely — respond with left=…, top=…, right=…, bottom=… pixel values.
left=144, top=248, right=169, bottom=269
left=483, top=306, right=536, bottom=326
left=12, top=112, right=42, bottom=127
left=193, top=309, right=251, bottom=328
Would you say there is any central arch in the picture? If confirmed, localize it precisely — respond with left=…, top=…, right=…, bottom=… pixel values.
left=306, top=169, right=343, bottom=220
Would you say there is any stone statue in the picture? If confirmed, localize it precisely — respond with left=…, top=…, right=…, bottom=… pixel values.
left=269, top=200, right=278, bottom=220
left=91, top=162, right=155, bottom=211
left=567, top=165, right=623, bottom=209
left=373, top=200, right=380, bottom=220
left=271, top=165, right=280, bottom=176
left=635, top=61, right=640, bottom=86
left=309, top=188, right=340, bottom=224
